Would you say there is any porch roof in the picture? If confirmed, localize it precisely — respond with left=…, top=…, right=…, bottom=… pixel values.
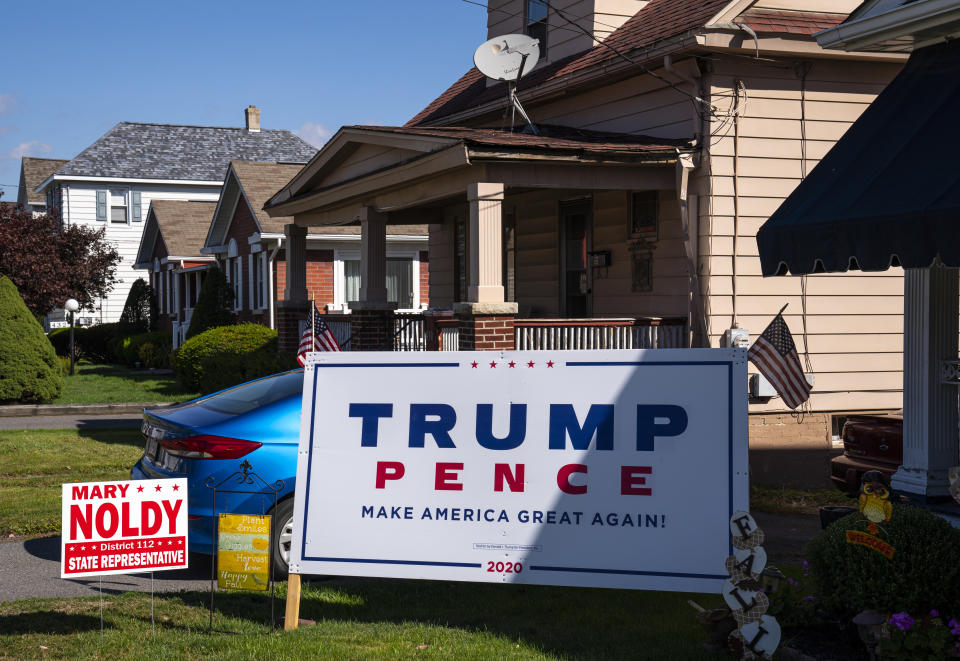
left=264, top=124, right=692, bottom=223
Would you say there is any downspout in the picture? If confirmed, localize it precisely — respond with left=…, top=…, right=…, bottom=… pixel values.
left=267, top=238, right=282, bottom=330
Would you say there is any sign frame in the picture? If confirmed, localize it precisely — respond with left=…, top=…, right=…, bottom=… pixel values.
left=290, top=348, right=749, bottom=593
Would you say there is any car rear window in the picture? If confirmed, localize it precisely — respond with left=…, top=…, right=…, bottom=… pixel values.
left=197, top=370, right=304, bottom=415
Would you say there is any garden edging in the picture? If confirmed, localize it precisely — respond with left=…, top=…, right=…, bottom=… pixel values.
left=0, top=402, right=173, bottom=417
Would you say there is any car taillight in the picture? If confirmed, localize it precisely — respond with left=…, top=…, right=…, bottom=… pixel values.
left=158, top=435, right=262, bottom=460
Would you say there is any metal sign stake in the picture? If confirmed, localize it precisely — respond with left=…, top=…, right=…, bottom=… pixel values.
left=99, top=576, right=103, bottom=641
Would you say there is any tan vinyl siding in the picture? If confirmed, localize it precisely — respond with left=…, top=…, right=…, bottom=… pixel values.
left=532, top=66, right=698, bottom=139
left=699, top=58, right=904, bottom=413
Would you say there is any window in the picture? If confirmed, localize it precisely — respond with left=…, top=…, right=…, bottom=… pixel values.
left=110, top=190, right=127, bottom=224
left=342, top=257, right=415, bottom=309
left=526, top=0, right=548, bottom=55
left=255, top=253, right=266, bottom=309
left=453, top=216, right=467, bottom=303
left=503, top=210, right=516, bottom=303
left=630, top=191, right=659, bottom=237
left=232, top=258, right=242, bottom=310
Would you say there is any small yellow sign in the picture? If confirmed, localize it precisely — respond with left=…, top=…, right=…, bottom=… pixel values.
left=217, top=513, right=271, bottom=591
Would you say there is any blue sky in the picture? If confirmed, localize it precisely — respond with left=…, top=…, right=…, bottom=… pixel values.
left=0, top=0, right=488, bottom=197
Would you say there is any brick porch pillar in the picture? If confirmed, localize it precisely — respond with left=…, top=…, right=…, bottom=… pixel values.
left=350, top=207, right=395, bottom=350
left=455, top=302, right=518, bottom=351
left=277, top=300, right=308, bottom=353
left=279, top=223, right=309, bottom=354
left=423, top=309, right=454, bottom=351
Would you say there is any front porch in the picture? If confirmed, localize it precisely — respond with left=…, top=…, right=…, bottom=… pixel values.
left=264, top=125, right=702, bottom=353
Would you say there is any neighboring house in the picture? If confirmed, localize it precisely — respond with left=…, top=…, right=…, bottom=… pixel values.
left=133, top=200, right=217, bottom=345
left=264, top=0, right=910, bottom=482
left=17, top=157, right=69, bottom=216
left=35, top=106, right=316, bottom=325
left=201, top=160, right=428, bottom=345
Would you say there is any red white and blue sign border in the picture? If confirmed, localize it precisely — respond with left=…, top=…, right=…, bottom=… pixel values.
left=291, top=349, right=748, bottom=591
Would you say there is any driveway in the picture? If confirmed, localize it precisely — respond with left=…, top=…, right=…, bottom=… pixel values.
left=0, top=535, right=211, bottom=602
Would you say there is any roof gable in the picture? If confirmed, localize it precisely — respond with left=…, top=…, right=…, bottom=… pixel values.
left=54, top=122, right=317, bottom=182
left=136, top=200, right=217, bottom=267
left=407, top=0, right=732, bottom=126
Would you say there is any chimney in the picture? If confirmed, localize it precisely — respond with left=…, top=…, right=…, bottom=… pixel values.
left=245, top=105, right=261, bottom=133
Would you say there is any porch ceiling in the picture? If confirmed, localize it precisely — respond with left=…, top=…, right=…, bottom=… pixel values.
left=264, top=124, right=693, bottom=227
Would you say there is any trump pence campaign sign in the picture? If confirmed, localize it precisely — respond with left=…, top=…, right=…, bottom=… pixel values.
left=290, top=349, right=748, bottom=592
left=62, top=478, right=188, bottom=578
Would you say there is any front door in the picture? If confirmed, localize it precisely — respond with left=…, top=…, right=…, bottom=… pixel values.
left=560, top=199, right=592, bottom=317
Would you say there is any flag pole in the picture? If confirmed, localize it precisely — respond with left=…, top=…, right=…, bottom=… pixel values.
left=777, top=303, right=789, bottom=316
left=310, top=297, right=316, bottom=351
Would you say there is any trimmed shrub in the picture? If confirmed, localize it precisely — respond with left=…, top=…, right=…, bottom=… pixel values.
left=807, top=504, right=960, bottom=618
left=48, top=328, right=72, bottom=357
left=0, top=276, right=63, bottom=402
left=175, top=323, right=293, bottom=394
left=186, top=268, right=234, bottom=340
left=119, top=331, right=173, bottom=369
left=118, top=278, right=157, bottom=336
left=76, top=322, right=119, bottom=363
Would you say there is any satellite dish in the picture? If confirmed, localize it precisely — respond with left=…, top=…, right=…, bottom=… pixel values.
left=473, top=34, right=540, bottom=82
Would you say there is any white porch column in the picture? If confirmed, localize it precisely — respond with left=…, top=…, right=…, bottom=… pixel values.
left=359, top=206, right=388, bottom=304
left=467, top=182, right=505, bottom=303
left=284, top=223, right=308, bottom=303
left=891, top=266, right=960, bottom=500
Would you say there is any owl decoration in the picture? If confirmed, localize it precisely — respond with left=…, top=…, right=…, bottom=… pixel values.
left=858, top=470, right=893, bottom=535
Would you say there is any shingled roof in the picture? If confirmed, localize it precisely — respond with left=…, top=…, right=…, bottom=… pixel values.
left=149, top=200, right=217, bottom=257
left=407, top=0, right=731, bottom=126
left=229, top=160, right=426, bottom=239
left=52, top=122, right=316, bottom=182
left=19, top=157, right=68, bottom=205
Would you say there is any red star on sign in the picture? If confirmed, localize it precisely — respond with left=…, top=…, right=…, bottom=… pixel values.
left=471, top=361, right=478, bottom=368
left=155, top=484, right=162, bottom=492
left=508, top=361, right=516, bottom=368
left=489, top=361, right=497, bottom=368
left=547, top=360, right=555, bottom=368
left=172, top=484, right=179, bottom=491
left=527, top=361, right=535, bottom=368
left=136, top=485, right=144, bottom=493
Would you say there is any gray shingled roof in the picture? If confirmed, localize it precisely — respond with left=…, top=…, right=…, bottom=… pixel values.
left=54, top=122, right=316, bottom=182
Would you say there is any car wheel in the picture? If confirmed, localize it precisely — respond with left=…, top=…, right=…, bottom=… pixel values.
left=270, top=498, right=295, bottom=578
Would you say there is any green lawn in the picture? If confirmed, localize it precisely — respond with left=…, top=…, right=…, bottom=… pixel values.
left=51, top=363, right=199, bottom=405
left=0, top=428, right=144, bottom=536
left=0, top=580, right=726, bottom=660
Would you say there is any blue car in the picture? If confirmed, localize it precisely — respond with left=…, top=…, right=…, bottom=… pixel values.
left=131, top=369, right=303, bottom=573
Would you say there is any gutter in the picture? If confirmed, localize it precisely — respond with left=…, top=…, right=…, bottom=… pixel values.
left=815, top=0, right=960, bottom=50
left=267, top=238, right=281, bottom=329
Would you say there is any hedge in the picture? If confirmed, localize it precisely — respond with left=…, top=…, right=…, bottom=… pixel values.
left=175, top=323, right=294, bottom=394
left=0, top=276, right=63, bottom=402
left=118, top=331, right=173, bottom=369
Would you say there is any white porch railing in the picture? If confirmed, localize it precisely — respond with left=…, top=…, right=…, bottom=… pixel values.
left=514, top=317, right=688, bottom=350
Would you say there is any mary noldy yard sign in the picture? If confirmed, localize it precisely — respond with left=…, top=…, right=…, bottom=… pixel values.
left=61, top=478, right=188, bottom=578
left=290, top=349, right=748, bottom=592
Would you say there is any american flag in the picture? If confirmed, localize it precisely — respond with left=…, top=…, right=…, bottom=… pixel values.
left=747, top=313, right=811, bottom=409
left=297, top=311, right=341, bottom=365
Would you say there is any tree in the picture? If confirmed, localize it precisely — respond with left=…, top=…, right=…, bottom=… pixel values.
left=186, top=267, right=235, bottom=339
left=0, top=200, right=120, bottom=317
left=0, top=276, right=62, bottom=402
left=118, top=278, right=158, bottom=336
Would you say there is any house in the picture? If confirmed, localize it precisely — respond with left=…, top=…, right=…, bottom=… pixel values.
left=17, top=157, right=68, bottom=216
left=133, top=200, right=217, bottom=344
left=758, top=0, right=960, bottom=502
left=35, top=106, right=316, bottom=326
left=263, top=0, right=911, bottom=485
left=196, top=160, right=429, bottom=347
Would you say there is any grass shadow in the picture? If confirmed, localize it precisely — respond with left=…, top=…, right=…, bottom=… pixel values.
left=0, top=611, right=107, bottom=635
left=75, top=426, right=144, bottom=448
left=170, top=577, right=724, bottom=659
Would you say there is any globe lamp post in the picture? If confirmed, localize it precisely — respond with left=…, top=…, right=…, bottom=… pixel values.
left=64, top=299, right=79, bottom=376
